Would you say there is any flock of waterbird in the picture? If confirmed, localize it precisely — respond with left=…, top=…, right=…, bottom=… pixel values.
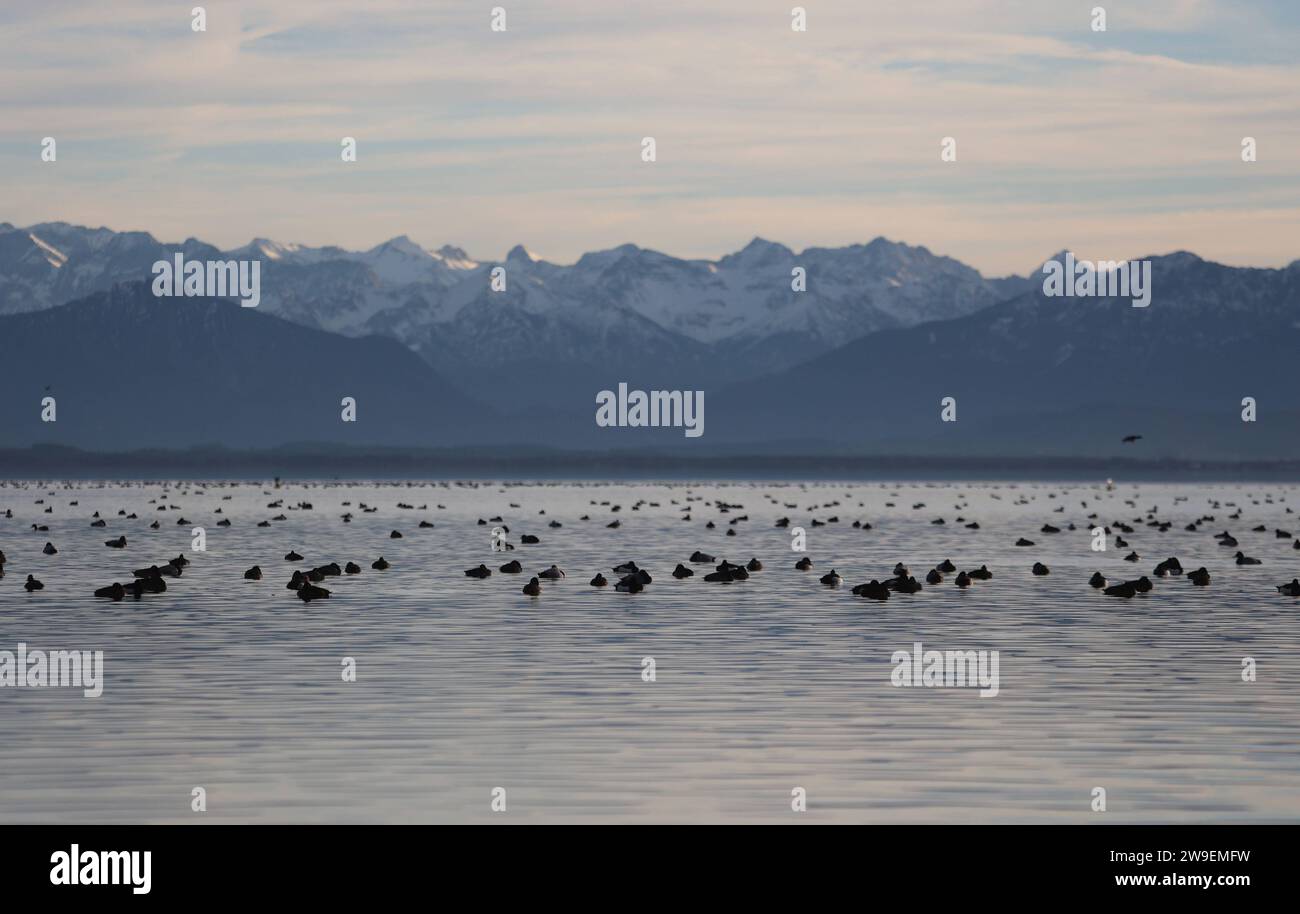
left=2, top=481, right=1300, bottom=603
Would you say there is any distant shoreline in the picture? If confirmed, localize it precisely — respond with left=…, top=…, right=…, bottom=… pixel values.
left=3, top=445, right=1299, bottom=482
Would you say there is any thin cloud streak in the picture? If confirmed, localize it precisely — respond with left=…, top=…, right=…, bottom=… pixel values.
left=1, top=0, right=1296, bottom=273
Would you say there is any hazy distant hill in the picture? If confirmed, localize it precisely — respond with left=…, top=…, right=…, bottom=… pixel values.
left=0, top=283, right=492, bottom=450
left=707, top=253, right=1300, bottom=459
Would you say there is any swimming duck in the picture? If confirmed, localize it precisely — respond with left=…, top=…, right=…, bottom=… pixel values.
left=794, top=557, right=813, bottom=570
left=25, top=575, right=43, bottom=591
left=1032, top=562, right=1050, bottom=576
left=819, top=569, right=842, bottom=586
left=1277, top=579, right=1300, bottom=596
left=43, top=542, right=57, bottom=555
left=672, top=564, right=694, bottom=579
left=615, top=575, right=643, bottom=593
left=704, top=568, right=735, bottom=583
left=746, top=558, right=763, bottom=572
left=103, top=536, right=126, bottom=548
left=936, top=559, right=957, bottom=573
left=1133, top=576, right=1153, bottom=593
left=892, top=563, right=909, bottom=577
left=521, top=534, right=540, bottom=544
left=522, top=576, right=542, bottom=596
left=134, top=576, right=166, bottom=594
left=122, top=579, right=162, bottom=600
left=1015, top=538, right=1035, bottom=547
left=925, top=569, right=943, bottom=585
left=1089, top=572, right=1107, bottom=588
left=133, top=564, right=179, bottom=579
left=590, top=573, right=608, bottom=587
left=968, top=566, right=993, bottom=580
left=465, top=564, right=491, bottom=578
left=1103, top=580, right=1137, bottom=598
left=538, top=565, right=565, bottom=580
left=95, top=582, right=126, bottom=601
left=1187, top=567, right=1211, bottom=586
left=892, top=576, right=922, bottom=594
left=854, top=580, right=890, bottom=601
left=244, top=565, right=262, bottom=580
left=285, top=550, right=303, bottom=562
left=345, top=562, right=361, bottom=574
left=955, top=571, right=972, bottom=588
left=690, top=551, right=715, bottom=564
left=1235, top=552, right=1262, bottom=565
left=390, top=530, right=403, bottom=539
left=1153, top=557, right=1183, bottom=577
left=1124, top=551, right=1140, bottom=562
left=499, top=560, right=523, bottom=573
left=371, top=557, right=390, bottom=570
left=612, top=561, right=640, bottom=574
left=297, top=583, right=330, bottom=602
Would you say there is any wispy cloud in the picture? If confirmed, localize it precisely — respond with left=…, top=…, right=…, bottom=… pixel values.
left=2, top=0, right=1297, bottom=272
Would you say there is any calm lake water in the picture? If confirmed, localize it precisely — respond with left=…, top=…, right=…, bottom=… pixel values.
left=1, top=479, right=1298, bottom=823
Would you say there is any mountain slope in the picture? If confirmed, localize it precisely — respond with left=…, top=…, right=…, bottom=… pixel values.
left=707, top=253, right=1300, bottom=459
left=0, top=222, right=1025, bottom=408
left=0, top=283, right=493, bottom=450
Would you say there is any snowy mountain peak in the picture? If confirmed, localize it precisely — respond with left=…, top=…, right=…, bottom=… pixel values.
left=721, top=237, right=793, bottom=267
left=435, top=244, right=475, bottom=267
left=574, top=243, right=643, bottom=270
left=1035, top=250, right=1076, bottom=274
left=370, top=235, right=430, bottom=257
left=246, top=237, right=295, bottom=260
left=506, top=244, right=536, bottom=264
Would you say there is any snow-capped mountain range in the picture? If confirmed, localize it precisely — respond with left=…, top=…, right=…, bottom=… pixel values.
left=1, top=221, right=1296, bottom=457
left=0, top=221, right=1030, bottom=407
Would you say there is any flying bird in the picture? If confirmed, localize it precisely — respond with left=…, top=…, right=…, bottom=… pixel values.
left=1122, top=435, right=1143, bottom=443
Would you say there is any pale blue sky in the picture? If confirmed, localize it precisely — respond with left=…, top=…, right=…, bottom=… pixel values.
left=2, top=0, right=1297, bottom=274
